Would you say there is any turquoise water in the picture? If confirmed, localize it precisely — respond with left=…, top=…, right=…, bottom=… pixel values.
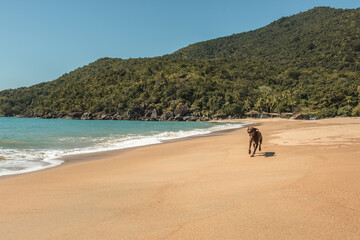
left=0, top=117, right=247, bottom=176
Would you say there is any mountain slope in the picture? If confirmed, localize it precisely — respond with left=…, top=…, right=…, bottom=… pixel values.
left=1, top=7, right=360, bottom=119
left=172, top=7, right=360, bottom=69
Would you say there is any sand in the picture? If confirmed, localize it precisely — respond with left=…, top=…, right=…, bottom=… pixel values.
left=0, top=118, right=359, bottom=240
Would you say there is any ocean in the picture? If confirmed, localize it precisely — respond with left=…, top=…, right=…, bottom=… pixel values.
left=0, top=117, right=248, bottom=177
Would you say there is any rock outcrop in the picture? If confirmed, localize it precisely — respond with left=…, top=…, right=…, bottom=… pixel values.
left=23, top=104, right=227, bottom=121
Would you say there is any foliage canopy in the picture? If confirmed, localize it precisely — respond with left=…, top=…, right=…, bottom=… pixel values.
left=1, top=7, right=360, bottom=119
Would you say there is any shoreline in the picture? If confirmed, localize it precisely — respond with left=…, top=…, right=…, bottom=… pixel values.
left=0, top=121, right=251, bottom=180
left=62, top=124, right=249, bottom=165
left=0, top=117, right=359, bottom=239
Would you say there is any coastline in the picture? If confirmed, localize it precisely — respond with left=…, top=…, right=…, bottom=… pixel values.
left=0, top=117, right=359, bottom=239
left=0, top=121, right=250, bottom=180
left=62, top=124, right=250, bottom=165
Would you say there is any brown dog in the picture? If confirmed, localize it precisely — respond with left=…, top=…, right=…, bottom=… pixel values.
left=247, top=127, right=262, bottom=157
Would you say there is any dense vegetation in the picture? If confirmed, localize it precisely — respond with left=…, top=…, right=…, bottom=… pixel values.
left=1, top=7, right=360, bottom=119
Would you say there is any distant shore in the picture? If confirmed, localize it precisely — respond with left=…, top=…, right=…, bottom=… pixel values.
left=0, top=117, right=359, bottom=239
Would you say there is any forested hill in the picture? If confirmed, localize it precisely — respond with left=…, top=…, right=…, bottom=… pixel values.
left=0, top=7, right=360, bottom=120
left=171, top=7, right=360, bottom=67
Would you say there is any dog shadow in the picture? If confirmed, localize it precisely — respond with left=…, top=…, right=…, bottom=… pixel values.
left=257, top=152, right=276, bottom=158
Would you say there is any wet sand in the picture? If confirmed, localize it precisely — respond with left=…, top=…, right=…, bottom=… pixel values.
left=0, top=118, right=359, bottom=239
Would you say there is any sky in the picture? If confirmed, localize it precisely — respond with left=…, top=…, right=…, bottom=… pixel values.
left=0, top=0, right=359, bottom=90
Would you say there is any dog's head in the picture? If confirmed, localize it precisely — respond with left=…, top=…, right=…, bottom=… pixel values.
left=247, top=127, right=258, bottom=137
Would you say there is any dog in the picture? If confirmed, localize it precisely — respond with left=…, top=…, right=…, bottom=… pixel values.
left=247, top=127, right=262, bottom=157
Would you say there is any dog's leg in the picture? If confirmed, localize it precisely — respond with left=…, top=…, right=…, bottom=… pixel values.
left=259, top=136, right=262, bottom=152
left=251, top=143, right=258, bottom=157
left=248, top=139, right=252, bottom=154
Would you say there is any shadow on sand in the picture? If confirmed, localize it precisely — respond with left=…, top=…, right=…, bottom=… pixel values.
left=258, top=152, right=276, bottom=157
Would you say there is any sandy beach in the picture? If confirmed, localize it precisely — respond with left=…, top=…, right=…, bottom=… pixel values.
left=0, top=118, right=359, bottom=240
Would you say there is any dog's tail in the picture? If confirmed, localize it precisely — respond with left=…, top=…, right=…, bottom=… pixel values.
left=259, top=135, right=263, bottom=151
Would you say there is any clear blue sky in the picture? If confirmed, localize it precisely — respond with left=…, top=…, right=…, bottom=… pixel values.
left=0, top=0, right=358, bottom=90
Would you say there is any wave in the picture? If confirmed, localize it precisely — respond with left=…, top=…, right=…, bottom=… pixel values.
left=0, top=122, right=249, bottom=177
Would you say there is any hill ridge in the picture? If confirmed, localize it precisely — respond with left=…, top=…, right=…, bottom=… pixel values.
left=1, top=7, right=360, bottom=119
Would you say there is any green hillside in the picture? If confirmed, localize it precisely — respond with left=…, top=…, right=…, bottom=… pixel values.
left=1, top=7, right=360, bottom=120
left=172, top=7, right=360, bottom=68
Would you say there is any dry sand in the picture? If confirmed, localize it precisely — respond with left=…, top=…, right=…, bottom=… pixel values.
left=0, top=118, right=360, bottom=240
